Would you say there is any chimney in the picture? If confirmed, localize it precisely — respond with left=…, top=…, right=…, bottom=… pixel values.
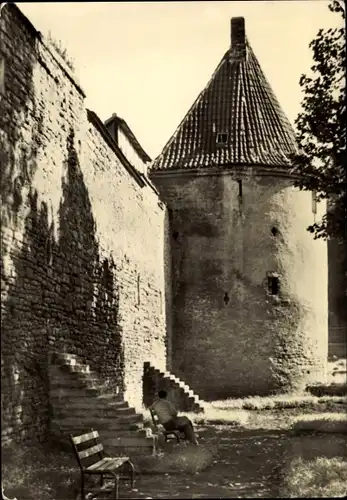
left=230, top=17, right=246, bottom=59
left=105, top=113, right=119, bottom=145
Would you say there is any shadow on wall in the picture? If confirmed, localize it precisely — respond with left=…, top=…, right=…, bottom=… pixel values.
left=53, top=129, right=124, bottom=386
left=1, top=127, right=125, bottom=444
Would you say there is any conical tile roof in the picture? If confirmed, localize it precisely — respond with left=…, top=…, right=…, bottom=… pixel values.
left=151, top=18, right=298, bottom=172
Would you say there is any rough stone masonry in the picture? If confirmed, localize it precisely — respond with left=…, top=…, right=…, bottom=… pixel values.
left=1, top=4, right=167, bottom=445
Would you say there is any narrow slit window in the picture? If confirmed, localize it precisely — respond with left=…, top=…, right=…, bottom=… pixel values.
left=268, top=276, right=280, bottom=295
left=238, top=180, right=243, bottom=205
left=216, top=132, right=228, bottom=144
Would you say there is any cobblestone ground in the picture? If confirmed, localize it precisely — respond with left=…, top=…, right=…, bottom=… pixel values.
left=116, top=426, right=347, bottom=499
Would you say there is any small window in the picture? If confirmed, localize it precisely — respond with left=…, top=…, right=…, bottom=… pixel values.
left=271, top=227, right=279, bottom=237
left=216, top=133, right=228, bottom=144
left=268, top=276, right=280, bottom=295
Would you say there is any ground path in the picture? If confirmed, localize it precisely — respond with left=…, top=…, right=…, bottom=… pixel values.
left=116, top=426, right=346, bottom=499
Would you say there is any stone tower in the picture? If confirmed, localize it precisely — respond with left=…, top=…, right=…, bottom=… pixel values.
left=149, top=18, right=328, bottom=400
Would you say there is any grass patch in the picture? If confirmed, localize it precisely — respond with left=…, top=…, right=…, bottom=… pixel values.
left=284, top=456, right=347, bottom=497
left=188, top=407, right=249, bottom=426
left=291, top=412, right=347, bottom=434
left=141, top=406, right=249, bottom=428
left=307, top=384, right=347, bottom=397
left=2, top=441, right=79, bottom=500
left=211, top=394, right=347, bottom=411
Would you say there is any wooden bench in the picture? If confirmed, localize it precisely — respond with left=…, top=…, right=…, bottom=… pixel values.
left=70, top=429, right=135, bottom=500
left=149, top=408, right=185, bottom=443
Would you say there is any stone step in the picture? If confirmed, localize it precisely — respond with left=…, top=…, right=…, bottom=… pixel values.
left=97, top=393, right=125, bottom=402
left=52, top=353, right=95, bottom=372
left=52, top=406, right=143, bottom=422
left=187, top=395, right=199, bottom=404
left=51, top=418, right=144, bottom=432
left=52, top=423, right=150, bottom=439
left=50, top=383, right=110, bottom=397
left=51, top=352, right=79, bottom=365
left=166, top=375, right=184, bottom=387
left=193, top=403, right=205, bottom=413
left=85, top=405, right=136, bottom=415
left=50, top=397, right=130, bottom=410
left=162, top=373, right=190, bottom=393
left=50, top=375, right=100, bottom=387
left=53, top=412, right=143, bottom=426
left=50, top=386, right=115, bottom=399
left=147, top=363, right=207, bottom=412
left=50, top=376, right=110, bottom=391
left=116, top=413, right=143, bottom=423
left=60, top=363, right=92, bottom=375
left=162, top=374, right=186, bottom=388
left=54, top=406, right=137, bottom=419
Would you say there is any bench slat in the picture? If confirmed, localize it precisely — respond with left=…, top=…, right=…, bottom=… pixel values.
left=86, top=458, right=112, bottom=471
left=87, top=457, right=129, bottom=472
left=78, top=443, right=103, bottom=460
left=102, top=458, right=128, bottom=471
left=72, top=430, right=99, bottom=446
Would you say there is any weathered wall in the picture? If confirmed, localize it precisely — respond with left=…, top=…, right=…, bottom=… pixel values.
left=328, top=238, right=347, bottom=358
left=1, top=4, right=166, bottom=446
left=151, top=169, right=328, bottom=400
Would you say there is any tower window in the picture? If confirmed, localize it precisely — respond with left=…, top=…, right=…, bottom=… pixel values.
left=268, top=276, right=280, bottom=295
left=271, top=227, right=279, bottom=237
left=216, top=133, right=228, bottom=144
left=238, top=180, right=243, bottom=198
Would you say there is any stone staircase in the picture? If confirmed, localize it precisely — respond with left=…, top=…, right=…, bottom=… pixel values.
left=49, top=352, right=157, bottom=456
left=143, top=362, right=207, bottom=413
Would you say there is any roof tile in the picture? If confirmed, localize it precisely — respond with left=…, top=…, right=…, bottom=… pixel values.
left=151, top=20, right=298, bottom=172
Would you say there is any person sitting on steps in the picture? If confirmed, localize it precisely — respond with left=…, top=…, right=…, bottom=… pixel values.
left=150, top=390, right=199, bottom=445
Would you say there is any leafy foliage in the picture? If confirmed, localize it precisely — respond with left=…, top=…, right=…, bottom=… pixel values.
left=47, top=31, right=75, bottom=72
left=290, top=0, right=346, bottom=241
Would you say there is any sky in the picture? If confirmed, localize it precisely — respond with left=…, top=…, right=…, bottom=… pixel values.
left=19, top=1, right=342, bottom=159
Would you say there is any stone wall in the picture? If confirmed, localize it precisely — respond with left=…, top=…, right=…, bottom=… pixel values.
left=151, top=169, right=328, bottom=400
left=1, top=4, right=166, bottom=446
